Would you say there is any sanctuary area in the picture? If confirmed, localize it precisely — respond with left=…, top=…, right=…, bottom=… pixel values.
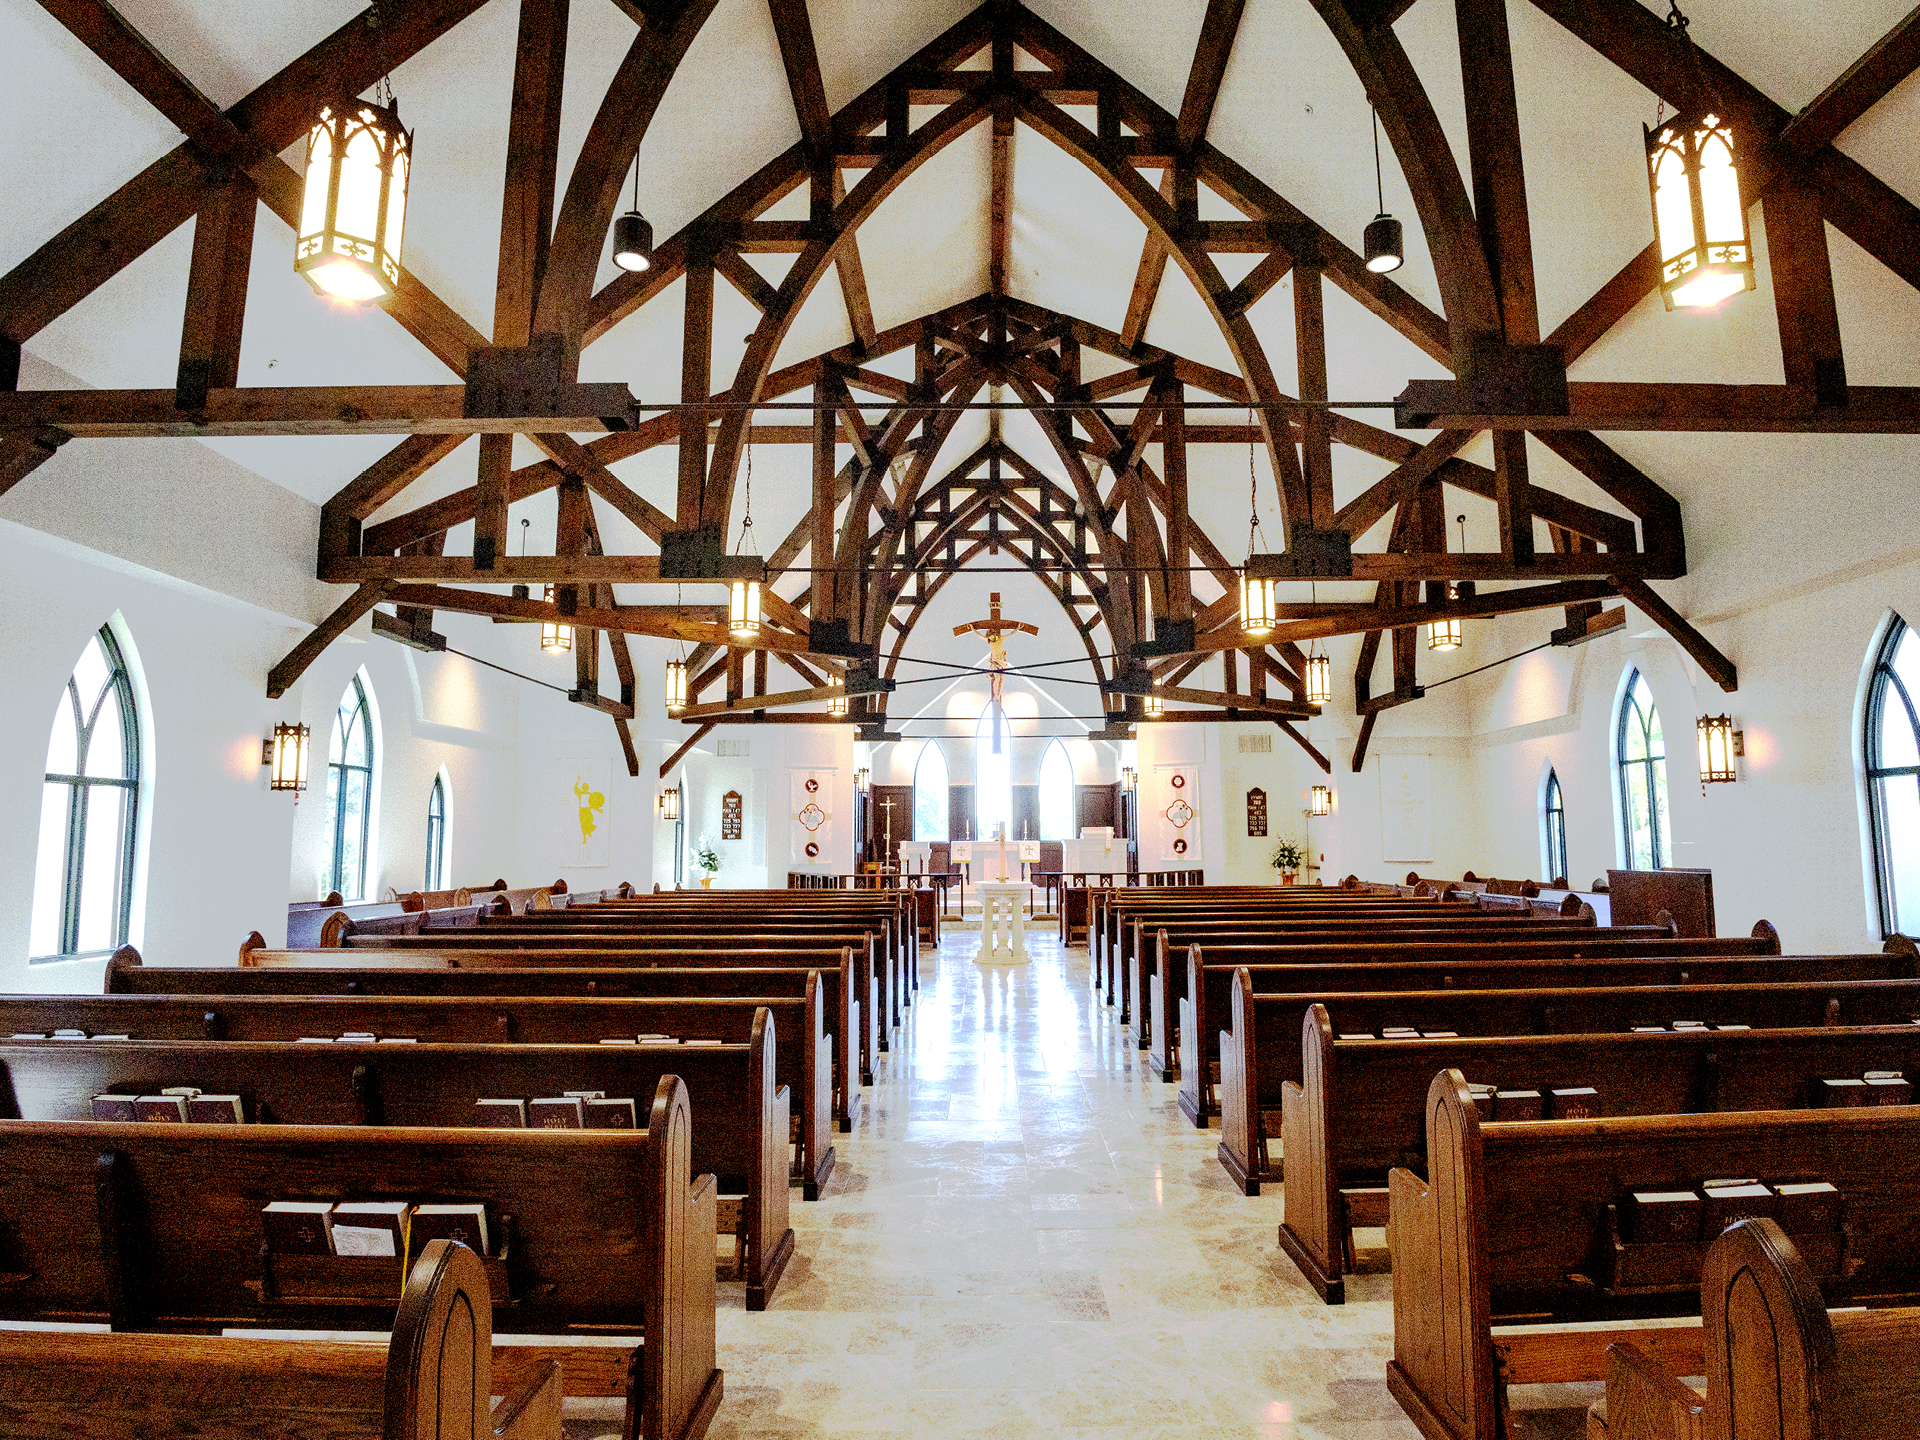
left=3, top=0, right=1920, bottom=1436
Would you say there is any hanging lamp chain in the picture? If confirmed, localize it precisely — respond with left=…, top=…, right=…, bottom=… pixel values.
left=1245, top=405, right=1268, bottom=561
left=735, top=427, right=757, bottom=555
left=1657, top=0, right=1729, bottom=126
left=366, top=0, right=396, bottom=107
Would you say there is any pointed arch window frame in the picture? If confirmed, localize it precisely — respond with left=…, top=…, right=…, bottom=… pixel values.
left=1865, top=616, right=1920, bottom=937
left=912, top=740, right=950, bottom=842
left=1039, top=738, right=1075, bottom=841
left=30, top=625, right=142, bottom=961
left=425, top=772, right=449, bottom=891
left=1543, top=767, right=1567, bottom=886
left=1616, top=668, right=1671, bottom=871
left=327, top=676, right=376, bottom=900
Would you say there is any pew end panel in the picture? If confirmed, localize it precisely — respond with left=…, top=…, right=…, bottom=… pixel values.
left=746, top=1007, right=795, bottom=1312
left=1217, top=967, right=1262, bottom=1198
left=642, top=1078, right=724, bottom=1440
left=1277, top=1002, right=1344, bottom=1304
left=1175, top=946, right=1212, bottom=1128
left=802, top=972, right=835, bottom=1199
left=1147, top=933, right=1179, bottom=1081
left=1594, top=1343, right=1704, bottom=1440
left=1385, top=1070, right=1495, bottom=1440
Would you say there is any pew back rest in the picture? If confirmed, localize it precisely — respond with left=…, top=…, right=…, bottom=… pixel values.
left=0, top=1077, right=709, bottom=1350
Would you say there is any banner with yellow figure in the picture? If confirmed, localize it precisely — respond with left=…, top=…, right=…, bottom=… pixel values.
left=564, top=758, right=611, bottom=867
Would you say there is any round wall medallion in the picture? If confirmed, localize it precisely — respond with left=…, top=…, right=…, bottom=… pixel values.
left=805, top=842, right=819, bottom=858
left=1173, top=837, right=1188, bottom=854
left=1170, top=773, right=1186, bottom=789
left=805, top=777, right=819, bottom=793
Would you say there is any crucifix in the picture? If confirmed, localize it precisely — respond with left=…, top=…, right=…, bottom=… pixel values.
left=878, top=795, right=897, bottom=862
left=953, top=592, right=1038, bottom=753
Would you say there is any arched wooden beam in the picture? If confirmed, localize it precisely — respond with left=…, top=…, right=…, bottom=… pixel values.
left=532, top=0, right=722, bottom=359
left=1302, top=0, right=1500, bottom=364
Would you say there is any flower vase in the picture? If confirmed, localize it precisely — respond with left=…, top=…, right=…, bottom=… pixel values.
left=700, top=875, right=714, bottom=889
left=1281, top=872, right=1297, bottom=886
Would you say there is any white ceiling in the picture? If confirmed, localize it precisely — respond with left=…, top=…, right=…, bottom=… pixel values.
left=8, top=0, right=1920, bottom=679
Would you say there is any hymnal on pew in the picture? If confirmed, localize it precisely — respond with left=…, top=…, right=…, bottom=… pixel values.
left=1823, top=1077, right=1872, bottom=1105
left=1773, top=1180, right=1842, bottom=1231
left=1701, top=1180, right=1775, bottom=1233
left=529, top=1097, right=584, bottom=1129
left=332, top=1201, right=410, bottom=1257
left=186, top=1094, right=243, bottom=1123
left=409, top=1203, right=489, bottom=1256
left=474, top=1098, right=527, bottom=1127
left=135, top=1095, right=188, bottom=1122
left=1546, top=1087, right=1601, bottom=1119
left=1494, top=1089, right=1542, bottom=1121
left=91, top=1094, right=139, bottom=1122
left=1628, top=1190, right=1702, bottom=1243
left=1866, top=1071, right=1912, bottom=1104
left=261, top=1200, right=335, bottom=1255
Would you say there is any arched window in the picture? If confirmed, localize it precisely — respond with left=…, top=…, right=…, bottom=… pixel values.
left=974, top=706, right=1012, bottom=841
left=1543, top=767, right=1567, bottom=886
left=30, top=626, right=142, bottom=961
left=1617, top=668, right=1670, bottom=870
left=327, top=676, right=375, bottom=899
left=1865, top=617, right=1920, bottom=935
left=913, top=742, right=949, bottom=841
left=425, top=774, right=448, bottom=890
left=1039, top=740, right=1075, bottom=840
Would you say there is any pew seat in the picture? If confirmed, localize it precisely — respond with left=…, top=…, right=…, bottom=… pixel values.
left=0, top=1241, right=563, bottom=1440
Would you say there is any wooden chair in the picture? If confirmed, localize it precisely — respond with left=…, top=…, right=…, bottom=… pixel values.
left=0, top=1240, right=562, bottom=1440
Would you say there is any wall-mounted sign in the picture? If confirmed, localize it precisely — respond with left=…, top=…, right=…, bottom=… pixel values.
left=1246, top=787, right=1267, bottom=837
left=722, top=789, right=743, bottom=841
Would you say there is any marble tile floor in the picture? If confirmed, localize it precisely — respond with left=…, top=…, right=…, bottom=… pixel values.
left=615, top=929, right=1488, bottom=1440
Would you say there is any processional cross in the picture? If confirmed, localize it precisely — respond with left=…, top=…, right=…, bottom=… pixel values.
left=953, top=592, right=1038, bottom=754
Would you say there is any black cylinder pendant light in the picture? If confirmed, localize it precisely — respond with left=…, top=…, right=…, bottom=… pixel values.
left=1364, top=108, right=1404, bottom=274
left=612, top=154, right=652, bottom=273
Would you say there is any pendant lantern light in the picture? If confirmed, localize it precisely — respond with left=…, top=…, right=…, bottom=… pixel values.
left=664, top=658, right=687, bottom=714
left=1363, top=108, right=1404, bottom=274
left=1644, top=4, right=1754, bottom=310
left=296, top=4, right=411, bottom=308
left=827, top=673, right=847, bottom=716
left=1697, top=714, right=1739, bottom=782
left=1145, top=684, right=1164, bottom=718
left=1240, top=407, right=1275, bottom=636
left=1428, top=616, right=1461, bottom=651
left=612, top=154, right=652, bottom=272
left=729, top=421, right=762, bottom=639
left=1305, top=652, right=1332, bottom=706
left=540, top=584, right=571, bottom=654
left=1308, top=784, right=1332, bottom=817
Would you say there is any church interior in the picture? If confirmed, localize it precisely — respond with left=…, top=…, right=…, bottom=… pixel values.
left=4, top=0, right=1920, bottom=1435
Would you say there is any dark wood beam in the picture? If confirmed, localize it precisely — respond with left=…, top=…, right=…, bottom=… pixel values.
left=990, top=108, right=1013, bottom=297
left=1781, top=3, right=1920, bottom=156
left=1765, top=181, right=1848, bottom=405
left=1277, top=719, right=1333, bottom=774
left=1614, top=576, right=1738, bottom=692
left=1120, top=170, right=1176, bottom=351
left=494, top=0, right=570, bottom=349
left=174, top=176, right=255, bottom=409
left=1543, top=243, right=1659, bottom=364
left=1161, top=380, right=1192, bottom=624
left=1456, top=0, right=1540, bottom=345
left=678, top=258, right=715, bottom=526
left=829, top=172, right=878, bottom=352
left=767, top=0, right=832, bottom=151
left=1293, top=260, right=1336, bottom=528
left=1176, top=0, right=1247, bottom=152
left=660, top=723, right=714, bottom=778
left=1395, top=380, right=1920, bottom=432
left=812, top=380, right=837, bottom=622
left=1350, top=711, right=1378, bottom=773
left=265, top=582, right=395, bottom=698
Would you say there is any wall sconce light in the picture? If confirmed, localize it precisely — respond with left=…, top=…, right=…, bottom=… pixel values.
left=728, top=579, right=761, bottom=639
left=540, top=585, right=571, bottom=653
left=263, top=722, right=311, bottom=793
left=1308, top=784, right=1332, bottom=817
left=1121, top=766, right=1136, bottom=794
left=658, top=788, right=680, bottom=822
left=1697, top=714, right=1741, bottom=783
left=855, top=767, right=870, bottom=793
left=664, top=658, right=687, bottom=713
left=296, top=94, right=412, bottom=303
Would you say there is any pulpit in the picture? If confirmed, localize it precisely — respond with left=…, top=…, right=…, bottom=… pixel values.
left=977, top=882, right=1028, bottom=964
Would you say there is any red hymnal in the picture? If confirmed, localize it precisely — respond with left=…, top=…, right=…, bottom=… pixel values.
left=1773, top=1181, right=1843, bottom=1232
left=90, top=1094, right=139, bottom=1122
left=262, top=1201, right=336, bottom=1255
left=1547, top=1087, right=1602, bottom=1119
left=473, top=1099, right=527, bottom=1128
left=1628, top=1191, right=1702, bottom=1244
left=409, top=1203, right=490, bottom=1257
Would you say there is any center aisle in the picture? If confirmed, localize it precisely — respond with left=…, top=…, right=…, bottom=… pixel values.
left=704, top=927, right=1422, bottom=1440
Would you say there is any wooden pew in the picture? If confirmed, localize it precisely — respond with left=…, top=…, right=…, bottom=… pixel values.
left=1170, top=925, right=1805, bottom=1118
left=0, top=1018, right=795, bottom=1311
left=0, top=1076, right=721, bottom=1440
left=0, top=984, right=835, bottom=1200
left=1266, top=996, right=1920, bottom=1302
left=1386, top=1069, right=1920, bottom=1440
left=0, top=1239, right=564, bottom=1440
left=1596, top=1217, right=1920, bottom=1440
left=227, top=940, right=869, bottom=1129
left=341, top=928, right=889, bottom=1068
left=1117, top=910, right=1628, bottom=1045
left=1208, top=964, right=1920, bottom=1181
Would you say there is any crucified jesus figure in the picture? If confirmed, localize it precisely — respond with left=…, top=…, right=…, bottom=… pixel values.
left=954, top=592, right=1039, bottom=751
